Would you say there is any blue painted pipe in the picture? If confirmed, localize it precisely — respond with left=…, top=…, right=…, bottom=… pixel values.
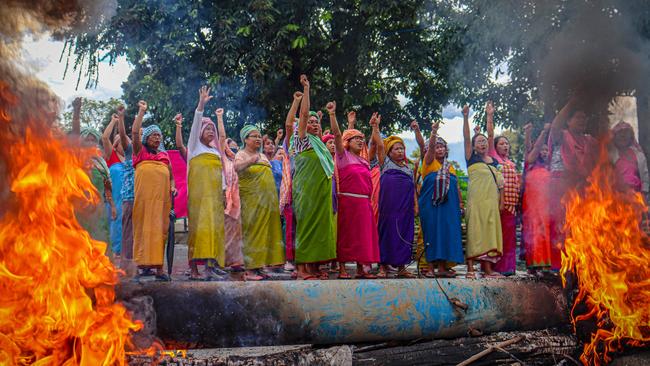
left=117, top=278, right=567, bottom=347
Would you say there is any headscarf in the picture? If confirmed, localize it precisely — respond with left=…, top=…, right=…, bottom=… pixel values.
left=612, top=121, right=642, bottom=150
left=383, top=135, right=406, bottom=155
left=239, top=125, right=259, bottom=149
left=610, top=121, right=649, bottom=193
left=321, top=134, right=335, bottom=144
left=342, top=129, right=364, bottom=150
left=309, top=111, right=318, bottom=118
left=141, top=124, right=166, bottom=152
left=200, top=117, right=219, bottom=149
left=80, top=127, right=101, bottom=143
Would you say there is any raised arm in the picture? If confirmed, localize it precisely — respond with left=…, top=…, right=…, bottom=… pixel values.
left=550, top=96, right=577, bottom=143
left=131, top=100, right=147, bottom=155
left=424, top=121, right=440, bottom=166
left=523, top=122, right=533, bottom=153
left=462, top=105, right=472, bottom=161
left=214, top=108, right=235, bottom=159
left=370, top=113, right=384, bottom=165
left=327, top=101, right=344, bottom=156
left=174, top=113, right=187, bottom=160
left=189, top=86, right=214, bottom=156
left=298, top=75, right=310, bottom=139
left=116, top=105, right=129, bottom=151
left=486, top=101, right=495, bottom=150
left=410, top=120, right=425, bottom=154
left=284, top=91, right=303, bottom=145
left=71, top=97, right=82, bottom=135
left=347, top=111, right=356, bottom=130
left=101, top=113, right=118, bottom=159
left=526, top=123, right=551, bottom=164
left=274, top=128, right=284, bottom=147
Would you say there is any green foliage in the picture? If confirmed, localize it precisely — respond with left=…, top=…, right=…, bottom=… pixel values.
left=65, top=0, right=463, bottom=143
left=409, top=147, right=421, bottom=161
left=450, top=160, right=468, bottom=204
left=60, top=97, right=123, bottom=132
left=436, top=0, right=650, bottom=133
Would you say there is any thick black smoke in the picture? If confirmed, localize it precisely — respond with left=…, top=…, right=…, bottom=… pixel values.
left=535, top=1, right=650, bottom=134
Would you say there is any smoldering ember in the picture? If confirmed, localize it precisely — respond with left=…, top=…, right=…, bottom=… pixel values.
left=1, top=1, right=650, bottom=365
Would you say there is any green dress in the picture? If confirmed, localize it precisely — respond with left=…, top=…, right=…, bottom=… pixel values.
left=238, top=161, right=285, bottom=269
left=293, top=149, right=337, bottom=263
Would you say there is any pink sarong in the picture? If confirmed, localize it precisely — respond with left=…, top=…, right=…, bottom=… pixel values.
left=336, top=150, right=380, bottom=263
left=222, top=156, right=244, bottom=267
left=168, top=150, right=188, bottom=219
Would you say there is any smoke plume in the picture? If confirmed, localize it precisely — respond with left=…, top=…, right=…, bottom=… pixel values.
left=536, top=1, right=650, bottom=134
left=0, top=0, right=116, bottom=216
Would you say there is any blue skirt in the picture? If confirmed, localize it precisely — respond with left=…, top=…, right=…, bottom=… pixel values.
left=419, top=172, right=464, bottom=264
left=109, top=162, right=125, bottom=254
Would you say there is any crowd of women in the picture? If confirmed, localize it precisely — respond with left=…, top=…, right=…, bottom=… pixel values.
left=74, top=76, right=650, bottom=281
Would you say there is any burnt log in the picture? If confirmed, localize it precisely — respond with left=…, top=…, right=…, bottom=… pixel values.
left=353, top=329, right=579, bottom=366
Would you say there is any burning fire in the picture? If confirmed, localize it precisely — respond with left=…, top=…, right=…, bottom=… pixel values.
left=0, top=82, right=142, bottom=365
left=561, top=139, right=650, bottom=365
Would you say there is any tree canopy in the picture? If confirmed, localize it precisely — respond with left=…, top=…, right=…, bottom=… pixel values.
left=66, top=0, right=466, bottom=144
left=65, top=0, right=650, bottom=147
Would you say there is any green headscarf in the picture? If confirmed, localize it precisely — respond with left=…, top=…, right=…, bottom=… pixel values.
left=239, top=125, right=260, bottom=149
left=80, top=127, right=101, bottom=144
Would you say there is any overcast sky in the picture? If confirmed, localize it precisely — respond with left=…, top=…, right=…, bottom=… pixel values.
left=21, top=35, right=494, bottom=170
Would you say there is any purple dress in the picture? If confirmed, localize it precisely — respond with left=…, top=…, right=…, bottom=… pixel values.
left=378, top=158, right=415, bottom=266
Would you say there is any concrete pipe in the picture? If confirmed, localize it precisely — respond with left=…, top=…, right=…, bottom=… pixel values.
left=116, top=278, right=568, bottom=348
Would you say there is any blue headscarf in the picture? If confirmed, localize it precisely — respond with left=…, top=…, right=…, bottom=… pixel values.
left=141, top=124, right=165, bottom=152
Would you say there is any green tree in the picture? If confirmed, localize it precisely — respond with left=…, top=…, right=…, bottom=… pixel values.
left=431, top=0, right=650, bottom=134
left=60, top=97, right=123, bottom=133
left=410, top=147, right=421, bottom=161
left=65, top=0, right=464, bottom=145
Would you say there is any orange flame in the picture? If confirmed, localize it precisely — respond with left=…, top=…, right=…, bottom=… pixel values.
left=561, top=139, right=650, bottom=365
left=0, top=83, right=142, bottom=365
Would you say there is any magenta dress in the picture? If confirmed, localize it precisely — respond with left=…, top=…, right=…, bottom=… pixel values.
left=336, top=150, right=380, bottom=263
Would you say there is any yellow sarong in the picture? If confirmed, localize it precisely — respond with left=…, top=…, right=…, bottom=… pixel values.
left=238, top=163, right=285, bottom=269
left=187, top=153, right=225, bottom=265
left=466, top=163, right=503, bottom=260
left=133, top=160, right=171, bottom=266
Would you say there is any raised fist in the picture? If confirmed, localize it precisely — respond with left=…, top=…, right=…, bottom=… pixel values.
left=462, top=104, right=470, bottom=117
left=300, top=74, right=309, bottom=88
left=72, top=97, right=82, bottom=110
left=216, top=108, right=224, bottom=117
left=326, top=101, right=336, bottom=113
left=138, top=100, right=148, bottom=112
left=485, top=101, right=494, bottom=116
left=293, top=91, right=303, bottom=101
